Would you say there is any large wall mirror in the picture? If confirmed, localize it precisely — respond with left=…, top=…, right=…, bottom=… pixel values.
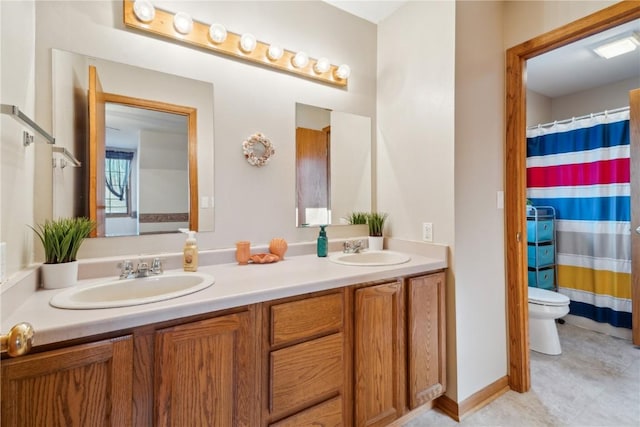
left=52, top=49, right=214, bottom=237
left=295, top=103, right=371, bottom=226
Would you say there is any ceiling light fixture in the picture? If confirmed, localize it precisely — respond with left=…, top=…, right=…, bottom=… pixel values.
left=592, top=32, right=640, bottom=59
left=123, top=0, right=349, bottom=87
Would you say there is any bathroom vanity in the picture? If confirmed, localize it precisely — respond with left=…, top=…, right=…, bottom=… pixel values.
left=1, top=250, right=446, bottom=426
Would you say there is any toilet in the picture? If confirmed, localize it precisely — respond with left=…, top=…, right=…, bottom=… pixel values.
left=528, top=287, right=570, bottom=355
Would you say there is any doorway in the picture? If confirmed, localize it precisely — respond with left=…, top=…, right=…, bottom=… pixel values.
left=505, top=2, right=640, bottom=393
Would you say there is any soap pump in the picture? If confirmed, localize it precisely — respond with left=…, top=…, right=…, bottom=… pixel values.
left=317, top=225, right=328, bottom=257
left=183, top=230, right=198, bottom=272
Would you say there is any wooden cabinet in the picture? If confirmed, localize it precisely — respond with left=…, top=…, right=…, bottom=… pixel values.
left=353, top=281, right=405, bottom=427
left=262, top=290, right=348, bottom=426
left=1, top=269, right=445, bottom=427
left=406, top=272, right=446, bottom=409
left=1, top=335, right=133, bottom=426
left=154, top=311, right=259, bottom=427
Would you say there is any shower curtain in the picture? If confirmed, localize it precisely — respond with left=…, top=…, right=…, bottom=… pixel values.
left=526, top=110, right=631, bottom=329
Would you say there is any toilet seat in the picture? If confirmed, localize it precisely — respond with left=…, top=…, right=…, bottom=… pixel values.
left=528, top=287, right=570, bottom=307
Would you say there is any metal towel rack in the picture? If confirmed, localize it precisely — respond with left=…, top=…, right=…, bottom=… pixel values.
left=1, top=103, right=81, bottom=167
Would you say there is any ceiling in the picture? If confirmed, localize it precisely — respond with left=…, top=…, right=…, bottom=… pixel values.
left=527, top=19, right=640, bottom=98
left=323, top=1, right=639, bottom=99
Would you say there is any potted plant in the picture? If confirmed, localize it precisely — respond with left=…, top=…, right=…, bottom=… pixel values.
left=366, top=212, right=387, bottom=251
left=345, top=211, right=368, bottom=225
left=30, top=217, right=95, bottom=289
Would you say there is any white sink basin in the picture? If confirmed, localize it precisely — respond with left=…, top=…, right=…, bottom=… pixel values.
left=329, top=250, right=411, bottom=266
left=50, top=272, right=215, bottom=309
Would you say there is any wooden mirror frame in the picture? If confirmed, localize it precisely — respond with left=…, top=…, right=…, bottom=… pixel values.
left=505, top=2, right=640, bottom=393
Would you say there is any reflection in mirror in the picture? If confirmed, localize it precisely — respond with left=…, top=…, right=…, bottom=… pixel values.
left=295, top=103, right=371, bottom=227
left=104, top=103, right=190, bottom=236
left=52, top=49, right=214, bottom=237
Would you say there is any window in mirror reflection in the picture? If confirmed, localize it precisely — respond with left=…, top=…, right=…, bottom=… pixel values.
left=105, top=150, right=134, bottom=216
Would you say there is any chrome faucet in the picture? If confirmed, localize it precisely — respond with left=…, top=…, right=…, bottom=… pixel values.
left=343, top=239, right=364, bottom=253
left=118, top=258, right=163, bottom=279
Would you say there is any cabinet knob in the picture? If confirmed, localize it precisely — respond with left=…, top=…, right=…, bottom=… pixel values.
left=1, top=322, right=35, bottom=357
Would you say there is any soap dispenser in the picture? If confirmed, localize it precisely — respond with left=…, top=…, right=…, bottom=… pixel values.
left=317, top=225, right=328, bottom=257
left=183, top=231, right=198, bottom=272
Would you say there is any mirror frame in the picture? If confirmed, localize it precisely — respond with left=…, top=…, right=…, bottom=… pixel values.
left=97, top=92, right=199, bottom=234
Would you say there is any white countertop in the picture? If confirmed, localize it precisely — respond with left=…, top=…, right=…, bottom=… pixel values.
left=2, top=250, right=446, bottom=348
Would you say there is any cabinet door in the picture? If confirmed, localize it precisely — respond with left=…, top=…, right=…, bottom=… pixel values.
left=407, top=272, right=446, bottom=408
left=354, top=281, right=404, bottom=427
left=1, top=336, right=133, bottom=426
left=155, top=311, right=258, bottom=427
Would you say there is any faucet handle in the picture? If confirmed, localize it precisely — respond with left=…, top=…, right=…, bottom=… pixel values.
left=118, top=260, right=134, bottom=278
left=150, top=257, right=163, bottom=274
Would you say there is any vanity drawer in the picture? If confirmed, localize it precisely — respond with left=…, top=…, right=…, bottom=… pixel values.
left=270, top=333, right=343, bottom=416
left=270, top=292, right=343, bottom=346
left=269, top=396, right=342, bottom=427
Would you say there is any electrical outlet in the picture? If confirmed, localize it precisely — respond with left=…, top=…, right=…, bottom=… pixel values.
left=422, top=222, right=433, bottom=242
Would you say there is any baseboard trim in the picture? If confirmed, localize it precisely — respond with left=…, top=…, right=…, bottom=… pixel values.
left=435, top=376, right=510, bottom=421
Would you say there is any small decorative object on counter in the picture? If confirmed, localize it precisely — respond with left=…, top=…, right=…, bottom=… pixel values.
left=250, top=253, right=280, bottom=264
left=242, top=132, right=274, bottom=167
left=269, top=238, right=288, bottom=259
left=317, top=225, right=328, bottom=257
left=366, top=212, right=387, bottom=251
left=183, top=231, right=198, bottom=272
left=236, top=241, right=251, bottom=265
left=30, top=217, right=95, bottom=289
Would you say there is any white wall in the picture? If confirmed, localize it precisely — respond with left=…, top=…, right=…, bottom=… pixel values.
left=526, top=89, right=552, bottom=127
left=453, top=0, right=507, bottom=402
left=0, top=1, right=37, bottom=280
left=551, top=76, right=639, bottom=119
left=377, top=0, right=457, bottom=395
left=26, top=1, right=376, bottom=262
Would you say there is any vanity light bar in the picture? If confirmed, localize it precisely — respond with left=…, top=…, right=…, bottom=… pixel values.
left=123, top=0, right=350, bottom=87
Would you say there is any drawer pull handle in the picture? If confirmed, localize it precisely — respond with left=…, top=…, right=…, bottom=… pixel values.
left=1, top=322, right=35, bottom=357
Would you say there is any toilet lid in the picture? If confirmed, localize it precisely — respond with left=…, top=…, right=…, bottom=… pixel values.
left=528, top=287, right=570, bottom=306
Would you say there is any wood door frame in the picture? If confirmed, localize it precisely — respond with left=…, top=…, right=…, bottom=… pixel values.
left=505, top=2, right=640, bottom=393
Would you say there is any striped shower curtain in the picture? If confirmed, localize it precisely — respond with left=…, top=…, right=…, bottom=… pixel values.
left=526, top=110, right=631, bottom=329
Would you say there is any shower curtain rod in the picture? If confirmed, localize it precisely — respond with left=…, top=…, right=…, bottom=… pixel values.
left=527, top=106, right=630, bottom=130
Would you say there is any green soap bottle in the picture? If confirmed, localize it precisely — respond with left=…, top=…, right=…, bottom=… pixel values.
left=317, top=225, right=328, bottom=257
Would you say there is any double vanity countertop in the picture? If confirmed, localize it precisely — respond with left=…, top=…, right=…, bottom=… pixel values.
left=2, top=243, right=447, bottom=349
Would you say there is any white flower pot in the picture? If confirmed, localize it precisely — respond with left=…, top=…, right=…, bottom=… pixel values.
left=368, top=236, right=384, bottom=251
left=41, top=261, right=78, bottom=289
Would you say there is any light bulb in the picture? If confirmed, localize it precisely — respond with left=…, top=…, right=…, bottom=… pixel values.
left=335, top=64, right=351, bottom=79
left=173, top=12, right=193, bottom=35
left=292, top=51, right=309, bottom=68
left=239, top=33, right=257, bottom=53
left=209, top=23, right=227, bottom=43
left=314, top=57, right=330, bottom=74
left=133, top=0, right=155, bottom=23
left=267, top=44, right=283, bottom=61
